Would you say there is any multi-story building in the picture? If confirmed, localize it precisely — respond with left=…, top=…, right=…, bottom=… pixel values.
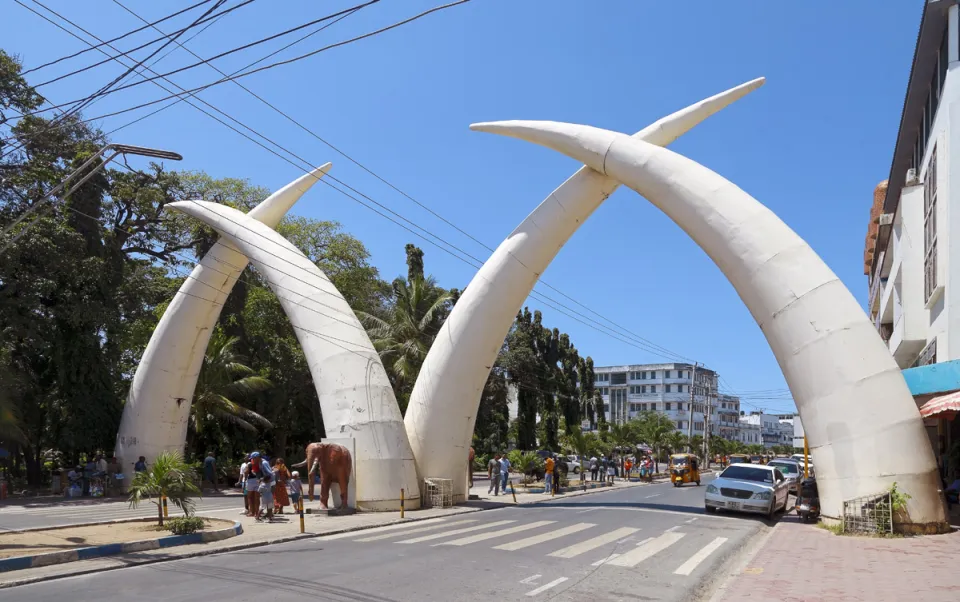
left=738, top=421, right=762, bottom=446
left=714, top=394, right=742, bottom=441
left=776, top=416, right=797, bottom=448
left=739, top=412, right=785, bottom=449
left=592, top=363, right=724, bottom=437
left=866, top=1, right=953, bottom=369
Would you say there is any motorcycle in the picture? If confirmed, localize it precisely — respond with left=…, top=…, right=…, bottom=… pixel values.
left=796, top=477, right=820, bottom=523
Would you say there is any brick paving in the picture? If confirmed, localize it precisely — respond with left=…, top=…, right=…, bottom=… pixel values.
left=715, top=517, right=960, bottom=602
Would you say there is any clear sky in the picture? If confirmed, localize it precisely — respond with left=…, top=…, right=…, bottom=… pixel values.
left=5, top=0, right=923, bottom=414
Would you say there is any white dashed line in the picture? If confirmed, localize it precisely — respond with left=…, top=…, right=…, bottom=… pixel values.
left=526, top=577, right=568, bottom=597
left=519, top=574, right=541, bottom=585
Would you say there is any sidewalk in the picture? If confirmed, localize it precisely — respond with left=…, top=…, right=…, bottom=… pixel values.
left=713, top=517, right=960, bottom=602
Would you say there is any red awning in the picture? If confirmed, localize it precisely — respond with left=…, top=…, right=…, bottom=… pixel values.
left=919, top=390, right=960, bottom=419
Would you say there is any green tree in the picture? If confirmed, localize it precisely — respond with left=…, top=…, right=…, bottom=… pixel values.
left=128, top=450, right=201, bottom=526
left=190, top=332, right=272, bottom=457
left=473, top=366, right=510, bottom=455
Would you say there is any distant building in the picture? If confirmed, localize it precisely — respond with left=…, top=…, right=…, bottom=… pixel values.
left=737, top=421, right=761, bottom=445
left=714, top=394, right=742, bottom=441
left=592, top=363, right=719, bottom=435
left=739, top=412, right=786, bottom=449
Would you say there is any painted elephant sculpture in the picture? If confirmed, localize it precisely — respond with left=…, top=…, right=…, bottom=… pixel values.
left=291, top=442, right=352, bottom=509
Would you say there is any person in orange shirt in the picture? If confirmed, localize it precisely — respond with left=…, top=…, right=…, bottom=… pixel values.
left=624, top=458, right=633, bottom=480
left=544, top=456, right=555, bottom=494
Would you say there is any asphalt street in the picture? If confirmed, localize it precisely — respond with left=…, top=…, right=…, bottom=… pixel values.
left=8, top=474, right=776, bottom=602
left=0, top=492, right=245, bottom=531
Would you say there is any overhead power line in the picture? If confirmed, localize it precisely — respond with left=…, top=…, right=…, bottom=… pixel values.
left=20, top=0, right=217, bottom=75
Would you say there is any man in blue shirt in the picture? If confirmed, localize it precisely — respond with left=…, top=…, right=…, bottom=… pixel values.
left=203, top=452, right=218, bottom=492
left=499, top=453, right=511, bottom=493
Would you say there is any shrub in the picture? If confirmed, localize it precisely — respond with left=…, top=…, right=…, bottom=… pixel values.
left=167, top=516, right=206, bottom=535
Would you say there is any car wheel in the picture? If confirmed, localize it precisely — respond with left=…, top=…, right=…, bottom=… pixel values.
left=696, top=480, right=700, bottom=486
left=767, top=500, right=776, bottom=520
left=705, top=505, right=717, bottom=514
left=573, top=467, right=580, bottom=474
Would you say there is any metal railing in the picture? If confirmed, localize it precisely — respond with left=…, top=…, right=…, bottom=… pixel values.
left=842, top=491, right=893, bottom=535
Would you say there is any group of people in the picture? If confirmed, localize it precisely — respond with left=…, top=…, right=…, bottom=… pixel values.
left=587, top=455, right=656, bottom=482
left=237, top=452, right=303, bottom=522
left=64, top=454, right=112, bottom=497
left=485, top=453, right=512, bottom=496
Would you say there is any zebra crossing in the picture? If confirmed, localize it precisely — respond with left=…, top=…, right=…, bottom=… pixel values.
left=325, top=516, right=730, bottom=576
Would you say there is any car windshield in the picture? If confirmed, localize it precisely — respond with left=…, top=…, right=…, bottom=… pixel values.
left=720, top=465, right=774, bottom=483
left=770, top=462, right=798, bottom=474
left=671, top=457, right=688, bottom=466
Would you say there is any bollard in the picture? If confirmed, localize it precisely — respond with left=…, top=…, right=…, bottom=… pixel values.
left=299, top=497, right=305, bottom=534
left=510, top=480, right=517, bottom=504
left=400, top=488, right=405, bottom=519
left=162, top=495, right=168, bottom=518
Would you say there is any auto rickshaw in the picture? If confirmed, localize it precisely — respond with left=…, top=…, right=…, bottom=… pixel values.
left=729, top=454, right=750, bottom=465
left=669, top=453, right=700, bottom=487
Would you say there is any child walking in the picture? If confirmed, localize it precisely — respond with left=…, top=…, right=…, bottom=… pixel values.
left=257, top=473, right=275, bottom=522
left=289, top=471, right=303, bottom=510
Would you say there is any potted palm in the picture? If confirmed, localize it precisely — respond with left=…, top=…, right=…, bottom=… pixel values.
left=128, top=451, right=201, bottom=526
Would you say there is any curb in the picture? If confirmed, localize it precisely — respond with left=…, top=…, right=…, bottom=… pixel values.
left=515, top=482, right=613, bottom=494
left=0, top=519, right=242, bottom=574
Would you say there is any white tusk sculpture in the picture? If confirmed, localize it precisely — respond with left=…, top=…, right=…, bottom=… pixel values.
left=115, top=165, right=331, bottom=487
left=404, top=79, right=764, bottom=502
left=167, top=200, right=421, bottom=510
left=469, top=119, right=948, bottom=529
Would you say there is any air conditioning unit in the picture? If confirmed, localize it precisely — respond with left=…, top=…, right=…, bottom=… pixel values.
left=906, top=168, right=918, bottom=186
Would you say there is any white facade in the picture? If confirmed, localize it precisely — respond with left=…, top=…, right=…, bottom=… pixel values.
left=593, top=363, right=719, bottom=436
left=869, top=4, right=957, bottom=370
left=714, top=394, right=742, bottom=441
left=737, top=421, right=762, bottom=445
left=739, top=413, right=785, bottom=449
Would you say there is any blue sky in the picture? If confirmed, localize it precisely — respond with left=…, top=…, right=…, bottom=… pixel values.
left=6, top=0, right=922, bottom=414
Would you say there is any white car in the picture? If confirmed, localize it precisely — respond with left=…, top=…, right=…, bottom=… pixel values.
left=565, top=455, right=582, bottom=474
left=791, top=454, right=814, bottom=468
left=767, top=460, right=802, bottom=494
left=705, top=464, right=790, bottom=518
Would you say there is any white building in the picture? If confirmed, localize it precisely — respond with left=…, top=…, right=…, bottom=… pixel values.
left=738, top=421, right=762, bottom=445
left=714, top=394, right=742, bottom=441
left=593, top=363, right=732, bottom=438
left=739, top=412, right=786, bottom=449
left=866, top=1, right=955, bottom=369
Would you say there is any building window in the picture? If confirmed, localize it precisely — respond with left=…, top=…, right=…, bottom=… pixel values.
left=924, top=146, right=938, bottom=302
left=650, top=371, right=658, bottom=379
left=665, top=402, right=672, bottom=411
left=665, top=384, right=671, bottom=393
left=651, top=385, right=657, bottom=394
left=915, top=339, right=937, bottom=367
left=677, top=421, right=683, bottom=430
left=612, top=372, right=626, bottom=385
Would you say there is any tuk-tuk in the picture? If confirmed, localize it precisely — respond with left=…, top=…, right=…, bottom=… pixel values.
left=750, top=455, right=764, bottom=464
left=729, top=454, right=750, bottom=465
left=669, top=453, right=700, bottom=487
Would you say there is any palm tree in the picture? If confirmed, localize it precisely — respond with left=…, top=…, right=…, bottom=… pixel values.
left=689, top=434, right=704, bottom=457
left=128, top=451, right=201, bottom=526
left=634, top=412, right=673, bottom=474
left=192, top=332, right=272, bottom=452
left=608, top=422, right=635, bottom=477
left=359, top=276, right=452, bottom=413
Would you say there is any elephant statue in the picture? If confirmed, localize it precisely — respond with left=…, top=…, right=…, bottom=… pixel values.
left=291, top=442, right=352, bottom=509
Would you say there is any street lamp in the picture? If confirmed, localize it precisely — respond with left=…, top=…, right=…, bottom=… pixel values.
left=1, top=143, right=182, bottom=252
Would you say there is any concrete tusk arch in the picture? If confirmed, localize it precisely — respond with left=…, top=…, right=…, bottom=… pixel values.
left=115, top=165, right=331, bottom=486
left=469, top=119, right=948, bottom=529
left=404, top=78, right=764, bottom=502
left=168, top=201, right=421, bottom=510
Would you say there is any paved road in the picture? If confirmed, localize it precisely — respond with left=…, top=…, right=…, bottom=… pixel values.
left=0, top=492, right=246, bottom=531
left=12, top=474, right=777, bottom=602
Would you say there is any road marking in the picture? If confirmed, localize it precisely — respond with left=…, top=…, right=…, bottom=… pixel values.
left=537, top=505, right=740, bottom=522
left=525, top=577, right=568, bottom=597
left=397, top=520, right=516, bottom=544
left=494, top=523, right=594, bottom=551
left=673, top=536, right=728, bottom=576
left=356, top=520, right=476, bottom=542
left=320, top=517, right=449, bottom=540
left=519, top=574, right=541, bottom=585
left=645, top=493, right=661, bottom=498
left=576, top=508, right=596, bottom=514
left=606, top=532, right=685, bottom=567
left=685, top=517, right=698, bottom=524
left=633, top=536, right=654, bottom=547
left=547, top=527, right=639, bottom=559
left=664, top=526, right=681, bottom=532
left=591, top=553, right=620, bottom=566
left=438, top=521, right=555, bottom=546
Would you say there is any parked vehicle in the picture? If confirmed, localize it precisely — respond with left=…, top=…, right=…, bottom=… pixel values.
left=750, top=455, right=764, bottom=464
left=767, top=459, right=801, bottom=494
left=704, top=464, right=789, bottom=518
left=565, top=455, right=582, bottom=474
left=669, top=453, right=700, bottom=487
left=796, top=477, right=820, bottom=523
left=729, top=454, right=750, bottom=465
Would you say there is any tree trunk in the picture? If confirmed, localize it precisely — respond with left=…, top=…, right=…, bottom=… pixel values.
left=157, top=502, right=164, bottom=527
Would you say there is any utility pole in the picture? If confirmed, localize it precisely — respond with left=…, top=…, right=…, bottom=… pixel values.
left=704, top=374, right=714, bottom=466
left=687, top=363, right=697, bottom=447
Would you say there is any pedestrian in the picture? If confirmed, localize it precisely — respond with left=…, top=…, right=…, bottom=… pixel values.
left=599, top=456, right=607, bottom=482
left=606, top=458, right=615, bottom=483
left=203, top=451, right=219, bottom=492
left=258, top=473, right=275, bottom=522
left=552, top=456, right=561, bottom=494
left=289, top=471, right=303, bottom=510
left=134, top=456, right=147, bottom=473
left=238, top=455, right=250, bottom=514
left=246, top=452, right=262, bottom=518
left=624, top=458, right=633, bottom=481
left=590, top=457, right=599, bottom=481
left=544, top=455, right=555, bottom=494
left=499, top=452, right=511, bottom=493
left=487, top=453, right=501, bottom=495
left=272, top=458, right=291, bottom=514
